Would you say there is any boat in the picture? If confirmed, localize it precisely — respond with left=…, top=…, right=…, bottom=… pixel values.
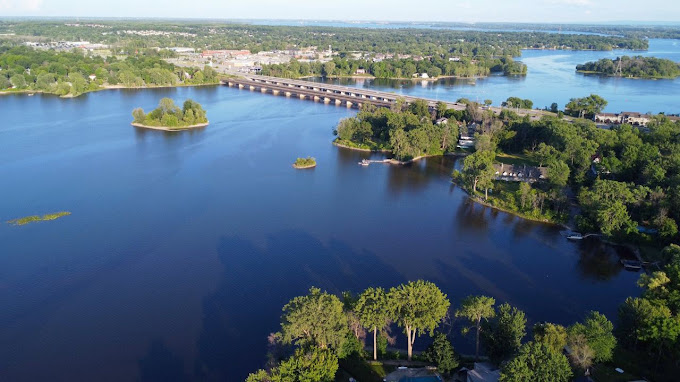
left=621, top=259, right=642, bottom=271
left=28, top=93, right=34, bottom=96
left=566, top=232, right=583, bottom=240
left=359, top=159, right=369, bottom=166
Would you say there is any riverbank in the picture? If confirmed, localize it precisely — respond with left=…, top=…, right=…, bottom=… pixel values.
left=299, top=74, right=489, bottom=82
left=333, top=140, right=465, bottom=165
left=576, top=70, right=678, bottom=79
left=0, top=82, right=220, bottom=99
left=131, top=121, right=209, bottom=131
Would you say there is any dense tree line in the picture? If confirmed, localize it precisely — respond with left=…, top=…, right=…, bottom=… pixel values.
left=0, top=46, right=218, bottom=96
left=334, top=100, right=459, bottom=160
left=577, top=56, right=680, bottom=79
left=0, top=20, right=648, bottom=56
left=244, top=280, right=629, bottom=382
left=132, top=98, right=207, bottom=128
left=261, top=55, right=526, bottom=79
left=447, top=93, right=680, bottom=240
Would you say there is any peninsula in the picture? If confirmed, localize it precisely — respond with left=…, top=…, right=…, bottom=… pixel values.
left=132, top=98, right=208, bottom=131
left=576, top=56, right=680, bottom=79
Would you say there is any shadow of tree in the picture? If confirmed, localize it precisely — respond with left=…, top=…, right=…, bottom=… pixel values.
left=138, top=339, right=189, bottom=382
left=195, top=231, right=404, bottom=381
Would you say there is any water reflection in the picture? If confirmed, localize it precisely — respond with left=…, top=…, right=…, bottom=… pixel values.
left=575, top=240, right=628, bottom=281
left=196, top=232, right=404, bottom=381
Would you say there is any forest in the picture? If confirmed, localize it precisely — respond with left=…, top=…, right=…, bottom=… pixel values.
left=576, top=56, right=680, bottom=79
left=334, top=100, right=459, bottom=160
left=246, top=258, right=680, bottom=382
left=261, top=55, right=526, bottom=79
left=0, top=20, right=649, bottom=56
left=0, top=46, right=219, bottom=96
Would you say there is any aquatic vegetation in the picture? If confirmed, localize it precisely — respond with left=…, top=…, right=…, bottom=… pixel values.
left=8, top=211, right=71, bottom=225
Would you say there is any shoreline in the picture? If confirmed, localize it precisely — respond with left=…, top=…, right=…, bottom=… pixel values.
left=292, top=163, right=317, bottom=169
left=333, top=140, right=465, bottom=165
left=0, top=82, right=220, bottom=98
left=131, top=121, right=209, bottom=131
left=297, top=74, right=489, bottom=82
left=576, top=70, right=677, bottom=80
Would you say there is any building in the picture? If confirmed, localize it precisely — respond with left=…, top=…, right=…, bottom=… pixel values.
left=355, top=68, right=366, bottom=75
left=436, top=118, right=449, bottom=125
left=494, top=163, right=548, bottom=182
left=454, top=363, right=500, bottom=382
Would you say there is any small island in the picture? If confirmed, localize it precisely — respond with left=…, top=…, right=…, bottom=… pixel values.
left=8, top=211, right=71, bottom=226
left=292, top=157, right=317, bottom=169
left=132, top=98, right=208, bottom=131
left=576, top=56, right=680, bottom=79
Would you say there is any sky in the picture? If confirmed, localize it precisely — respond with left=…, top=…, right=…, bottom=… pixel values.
left=1, top=0, right=679, bottom=23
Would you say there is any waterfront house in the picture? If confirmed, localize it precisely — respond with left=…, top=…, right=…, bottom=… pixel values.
left=355, top=68, right=366, bottom=75
left=88, top=74, right=96, bottom=81
left=494, top=163, right=548, bottom=182
left=454, top=362, right=500, bottom=382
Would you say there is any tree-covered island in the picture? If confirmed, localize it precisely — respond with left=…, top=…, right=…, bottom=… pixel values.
left=576, top=56, right=680, bottom=79
left=132, top=98, right=208, bottom=130
left=334, top=100, right=459, bottom=161
left=292, top=157, right=317, bottom=169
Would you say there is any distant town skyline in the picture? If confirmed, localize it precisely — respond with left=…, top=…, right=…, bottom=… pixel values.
left=1, top=0, right=680, bottom=23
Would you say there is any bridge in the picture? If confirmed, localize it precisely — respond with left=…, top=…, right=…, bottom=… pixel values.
left=223, top=74, right=468, bottom=111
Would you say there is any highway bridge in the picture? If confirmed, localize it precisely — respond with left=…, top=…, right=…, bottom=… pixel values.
left=223, top=74, right=467, bottom=111
left=222, top=73, right=550, bottom=122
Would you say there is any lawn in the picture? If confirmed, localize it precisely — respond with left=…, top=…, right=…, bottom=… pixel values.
left=496, top=152, right=540, bottom=167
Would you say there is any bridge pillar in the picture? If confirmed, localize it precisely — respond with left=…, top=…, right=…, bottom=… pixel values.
left=285, top=92, right=292, bottom=97
left=272, top=89, right=279, bottom=95
left=227, top=81, right=233, bottom=87
left=314, top=95, right=320, bottom=102
left=346, top=101, right=352, bottom=108
left=324, top=97, right=331, bottom=104
left=335, top=99, right=342, bottom=106
left=238, top=84, right=244, bottom=89
left=299, top=94, right=305, bottom=100
left=249, top=85, right=256, bottom=91
left=260, top=87, right=267, bottom=93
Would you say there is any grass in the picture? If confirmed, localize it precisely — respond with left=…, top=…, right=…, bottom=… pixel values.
left=337, top=357, right=396, bottom=382
left=8, top=211, right=71, bottom=226
left=496, top=152, right=540, bottom=167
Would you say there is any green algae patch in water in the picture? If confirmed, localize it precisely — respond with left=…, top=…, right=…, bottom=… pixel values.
left=8, top=211, right=71, bottom=226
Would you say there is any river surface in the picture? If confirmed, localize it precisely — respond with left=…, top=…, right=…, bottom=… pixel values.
left=0, top=84, right=644, bottom=380
left=306, top=39, right=680, bottom=114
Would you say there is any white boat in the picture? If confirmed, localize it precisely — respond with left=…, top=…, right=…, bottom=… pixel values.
left=567, top=233, right=583, bottom=240
left=359, top=159, right=369, bottom=166
left=28, top=93, right=35, bottom=96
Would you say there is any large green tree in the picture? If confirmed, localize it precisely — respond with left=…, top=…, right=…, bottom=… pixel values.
left=565, top=94, right=608, bottom=118
left=568, top=311, right=616, bottom=363
left=389, top=280, right=450, bottom=361
left=455, top=295, right=495, bottom=360
left=355, top=287, right=391, bottom=360
left=499, top=342, right=572, bottom=382
left=423, top=332, right=459, bottom=375
left=533, top=322, right=567, bottom=354
left=280, top=287, right=348, bottom=350
left=482, top=303, right=527, bottom=363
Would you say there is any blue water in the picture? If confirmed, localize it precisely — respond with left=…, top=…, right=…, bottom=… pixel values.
left=307, top=39, right=680, bottom=114
left=0, top=82, right=645, bottom=380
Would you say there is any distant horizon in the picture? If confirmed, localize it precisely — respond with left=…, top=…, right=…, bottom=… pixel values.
left=1, top=16, right=680, bottom=27
left=1, top=0, right=679, bottom=24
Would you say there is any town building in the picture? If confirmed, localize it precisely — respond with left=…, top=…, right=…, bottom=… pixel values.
left=494, top=163, right=548, bottom=182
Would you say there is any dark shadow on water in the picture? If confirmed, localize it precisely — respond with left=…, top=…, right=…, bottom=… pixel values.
left=195, top=231, right=404, bottom=381
left=575, top=240, right=626, bottom=281
left=138, top=339, right=189, bottom=382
